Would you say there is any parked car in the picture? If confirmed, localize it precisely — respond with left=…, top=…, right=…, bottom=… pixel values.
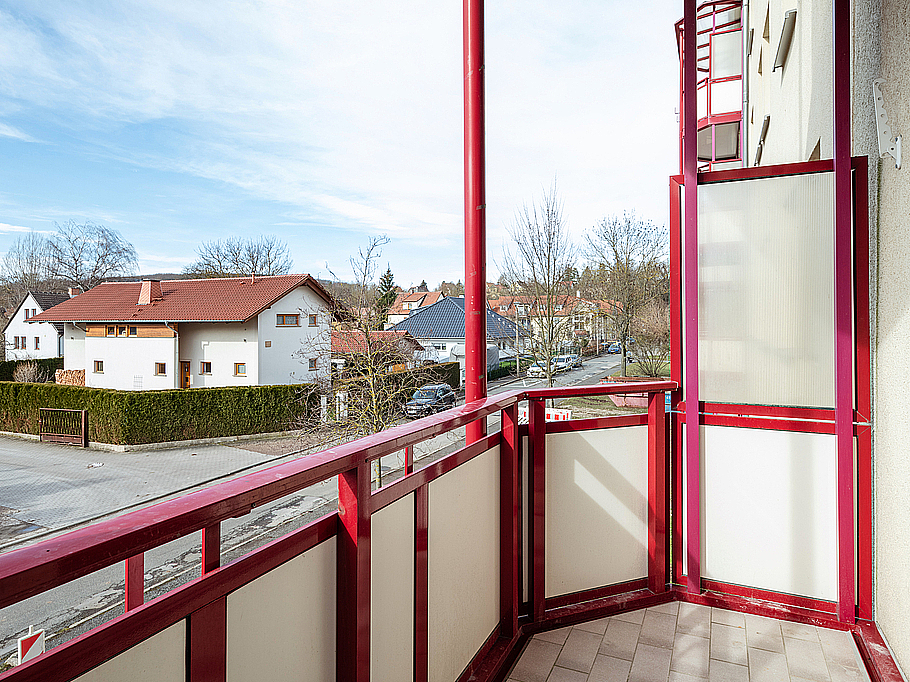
left=607, top=342, right=621, bottom=354
left=405, top=383, right=456, bottom=418
left=553, top=355, right=573, bottom=373
left=567, top=353, right=583, bottom=368
left=527, top=361, right=549, bottom=378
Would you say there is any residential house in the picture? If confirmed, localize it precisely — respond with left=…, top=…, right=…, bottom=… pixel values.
left=29, top=275, right=333, bottom=390
left=487, top=293, right=613, bottom=353
left=384, top=290, right=446, bottom=327
left=331, top=329, right=424, bottom=374
left=4, top=291, right=73, bottom=360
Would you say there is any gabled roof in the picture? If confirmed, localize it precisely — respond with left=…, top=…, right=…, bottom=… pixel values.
left=386, top=291, right=445, bottom=316
left=388, top=297, right=524, bottom=340
left=332, top=330, right=424, bottom=355
left=31, top=292, right=70, bottom=311
left=28, top=275, right=333, bottom=324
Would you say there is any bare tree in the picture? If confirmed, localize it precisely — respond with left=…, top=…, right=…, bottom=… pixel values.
left=184, top=235, right=293, bottom=278
left=632, top=300, right=671, bottom=377
left=499, top=183, right=577, bottom=387
left=45, top=221, right=138, bottom=291
left=297, top=237, right=447, bottom=483
left=0, top=232, right=51, bottom=310
left=586, top=211, right=668, bottom=376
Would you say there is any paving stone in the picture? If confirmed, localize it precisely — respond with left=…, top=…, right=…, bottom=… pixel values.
left=575, top=617, right=611, bottom=636
left=827, top=660, right=871, bottom=682
left=547, top=666, right=589, bottom=682
left=710, top=622, right=748, bottom=666
left=677, top=602, right=712, bottom=638
left=589, top=654, right=633, bottom=682
left=817, top=627, right=862, bottom=670
left=629, top=643, right=673, bottom=682
left=556, top=627, right=603, bottom=673
left=510, top=638, right=563, bottom=682
left=711, top=608, right=745, bottom=629
left=670, top=672, right=708, bottom=681
left=640, top=609, right=678, bottom=648
left=784, top=636, right=831, bottom=682
left=671, top=632, right=710, bottom=678
left=781, top=620, right=820, bottom=642
left=708, top=659, right=749, bottom=682
left=600, top=618, right=641, bottom=661
left=535, top=626, right=573, bottom=646
left=650, top=601, right=680, bottom=616
left=612, top=609, right=646, bottom=625
left=749, top=646, right=791, bottom=682
left=745, top=613, right=785, bottom=653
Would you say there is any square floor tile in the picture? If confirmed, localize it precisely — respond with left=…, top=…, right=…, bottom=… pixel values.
left=556, top=627, right=603, bottom=673
left=629, top=643, right=673, bottom=682
left=547, top=666, right=589, bottom=682
left=510, top=639, right=563, bottom=682
left=612, top=609, right=646, bottom=625
left=745, top=614, right=785, bottom=653
left=784, top=636, right=830, bottom=682
left=781, top=619, right=820, bottom=642
left=576, top=617, right=611, bottom=636
left=748, top=646, right=791, bottom=682
left=708, top=659, right=749, bottom=682
left=535, top=626, right=573, bottom=646
left=671, top=633, right=710, bottom=678
left=710, top=622, right=748, bottom=666
left=711, top=608, right=745, bottom=629
left=589, top=654, right=633, bottom=682
left=600, top=618, right=641, bottom=661
left=677, top=603, right=712, bottom=638
left=640, top=610, right=678, bottom=648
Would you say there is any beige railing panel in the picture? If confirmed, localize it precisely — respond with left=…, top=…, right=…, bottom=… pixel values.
left=545, top=428, right=648, bottom=598
left=72, top=622, right=185, bottom=682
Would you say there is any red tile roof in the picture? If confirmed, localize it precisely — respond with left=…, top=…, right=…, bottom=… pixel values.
left=386, top=291, right=445, bottom=316
left=332, top=330, right=424, bottom=355
left=29, top=275, right=333, bottom=323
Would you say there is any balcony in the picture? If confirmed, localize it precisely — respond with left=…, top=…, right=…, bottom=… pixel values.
left=0, top=376, right=901, bottom=682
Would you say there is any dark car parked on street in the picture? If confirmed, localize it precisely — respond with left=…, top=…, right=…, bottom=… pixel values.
left=405, top=383, right=457, bottom=418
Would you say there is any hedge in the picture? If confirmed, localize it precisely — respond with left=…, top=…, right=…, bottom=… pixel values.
left=0, top=382, right=317, bottom=445
left=0, top=357, right=64, bottom=382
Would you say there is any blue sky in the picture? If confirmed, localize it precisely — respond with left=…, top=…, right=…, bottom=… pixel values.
left=0, top=1, right=682, bottom=288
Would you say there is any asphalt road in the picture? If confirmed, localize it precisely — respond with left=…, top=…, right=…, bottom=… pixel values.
left=0, top=353, right=622, bottom=665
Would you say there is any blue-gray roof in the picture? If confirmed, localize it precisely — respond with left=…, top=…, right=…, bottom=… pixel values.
left=388, top=297, right=525, bottom=340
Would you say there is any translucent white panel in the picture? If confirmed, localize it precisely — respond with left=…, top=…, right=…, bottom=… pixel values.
left=372, top=495, right=414, bottom=682
left=429, top=447, right=499, bottom=682
left=698, top=84, right=708, bottom=120
left=712, top=30, right=742, bottom=78
left=545, top=428, right=648, bottom=598
left=710, top=79, right=742, bottom=115
left=698, top=172, right=836, bottom=407
left=714, top=121, right=740, bottom=160
left=699, top=426, right=838, bottom=601
left=73, top=622, right=185, bottom=682
left=716, top=7, right=742, bottom=28
left=227, top=539, right=336, bottom=682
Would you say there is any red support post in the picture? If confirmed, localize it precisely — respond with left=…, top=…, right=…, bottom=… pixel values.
left=337, top=462, right=371, bottom=682
left=463, top=0, right=487, bottom=445
left=500, top=404, right=520, bottom=637
left=189, top=523, right=226, bottom=682
left=405, top=445, right=414, bottom=475
left=202, top=523, right=221, bottom=574
left=124, top=553, right=143, bottom=612
left=529, top=398, right=546, bottom=621
left=682, top=0, right=702, bottom=596
left=415, top=486, right=429, bottom=682
left=832, top=0, right=855, bottom=625
left=648, top=392, right=668, bottom=593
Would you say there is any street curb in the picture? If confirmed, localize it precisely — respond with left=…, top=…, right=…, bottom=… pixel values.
left=0, top=429, right=303, bottom=453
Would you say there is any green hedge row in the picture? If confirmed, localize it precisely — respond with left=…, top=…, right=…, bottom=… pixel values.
left=0, top=382, right=316, bottom=445
left=0, top=357, right=64, bottom=381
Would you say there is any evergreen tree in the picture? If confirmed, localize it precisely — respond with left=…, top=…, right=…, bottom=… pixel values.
left=376, top=265, right=397, bottom=314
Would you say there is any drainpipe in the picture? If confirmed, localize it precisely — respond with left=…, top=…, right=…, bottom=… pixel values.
left=464, top=0, right=487, bottom=444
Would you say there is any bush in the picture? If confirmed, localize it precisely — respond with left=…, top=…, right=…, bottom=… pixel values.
left=13, top=361, right=51, bottom=383
left=0, top=357, right=63, bottom=382
left=0, top=382, right=317, bottom=445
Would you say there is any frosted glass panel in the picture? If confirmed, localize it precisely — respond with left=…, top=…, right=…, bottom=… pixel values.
left=698, top=172, right=836, bottom=407
left=712, top=30, right=742, bottom=79
left=710, top=79, right=742, bottom=115
left=698, top=84, right=707, bottom=120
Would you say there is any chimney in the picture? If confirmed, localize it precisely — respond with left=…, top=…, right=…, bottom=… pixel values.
left=576, top=290, right=581, bottom=298
left=68, top=287, right=83, bottom=298
left=138, top=280, right=162, bottom=305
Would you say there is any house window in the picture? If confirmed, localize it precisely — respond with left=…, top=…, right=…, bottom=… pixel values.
left=276, top=314, right=299, bottom=326
left=308, top=314, right=317, bottom=327
left=32, top=309, right=36, bottom=318
left=200, top=362, right=212, bottom=374
left=234, top=363, right=246, bottom=376
left=264, top=340, right=272, bottom=348
left=155, top=362, right=166, bottom=375
left=94, top=360, right=104, bottom=373
left=129, top=327, right=137, bottom=337
left=118, top=326, right=127, bottom=337
left=106, top=326, right=116, bottom=336
left=34, top=337, right=39, bottom=350
left=23, top=310, right=29, bottom=320
left=308, top=358, right=317, bottom=370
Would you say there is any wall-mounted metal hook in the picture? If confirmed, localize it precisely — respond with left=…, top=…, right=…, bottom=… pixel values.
left=873, top=78, right=902, bottom=169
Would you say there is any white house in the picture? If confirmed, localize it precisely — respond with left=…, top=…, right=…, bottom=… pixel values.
left=29, top=275, right=333, bottom=390
left=5, top=291, right=72, bottom=360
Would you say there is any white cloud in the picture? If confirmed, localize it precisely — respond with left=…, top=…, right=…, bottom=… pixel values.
left=0, top=222, right=52, bottom=234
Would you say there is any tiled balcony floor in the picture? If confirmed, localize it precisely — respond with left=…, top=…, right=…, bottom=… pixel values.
left=506, top=602, right=870, bottom=682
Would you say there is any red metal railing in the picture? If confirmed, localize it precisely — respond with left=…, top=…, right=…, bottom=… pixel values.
left=0, top=381, right=673, bottom=682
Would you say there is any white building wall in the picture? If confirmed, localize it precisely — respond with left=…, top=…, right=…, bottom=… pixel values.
left=257, top=285, right=329, bottom=385
left=7, top=294, right=63, bottom=360
left=178, top=322, right=259, bottom=388
left=85, top=336, right=177, bottom=390
left=63, top=323, right=86, bottom=370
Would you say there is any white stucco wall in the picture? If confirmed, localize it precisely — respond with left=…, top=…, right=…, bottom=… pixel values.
left=7, top=293, right=63, bottom=360
left=85, top=336, right=178, bottom=390
left=746, top=0, right=833, bottom=165
left=63, top=323, right=86, bottom=371
left=178, top=321, right=259, bottom=388
left=256, top=285, right=329, bottom=385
